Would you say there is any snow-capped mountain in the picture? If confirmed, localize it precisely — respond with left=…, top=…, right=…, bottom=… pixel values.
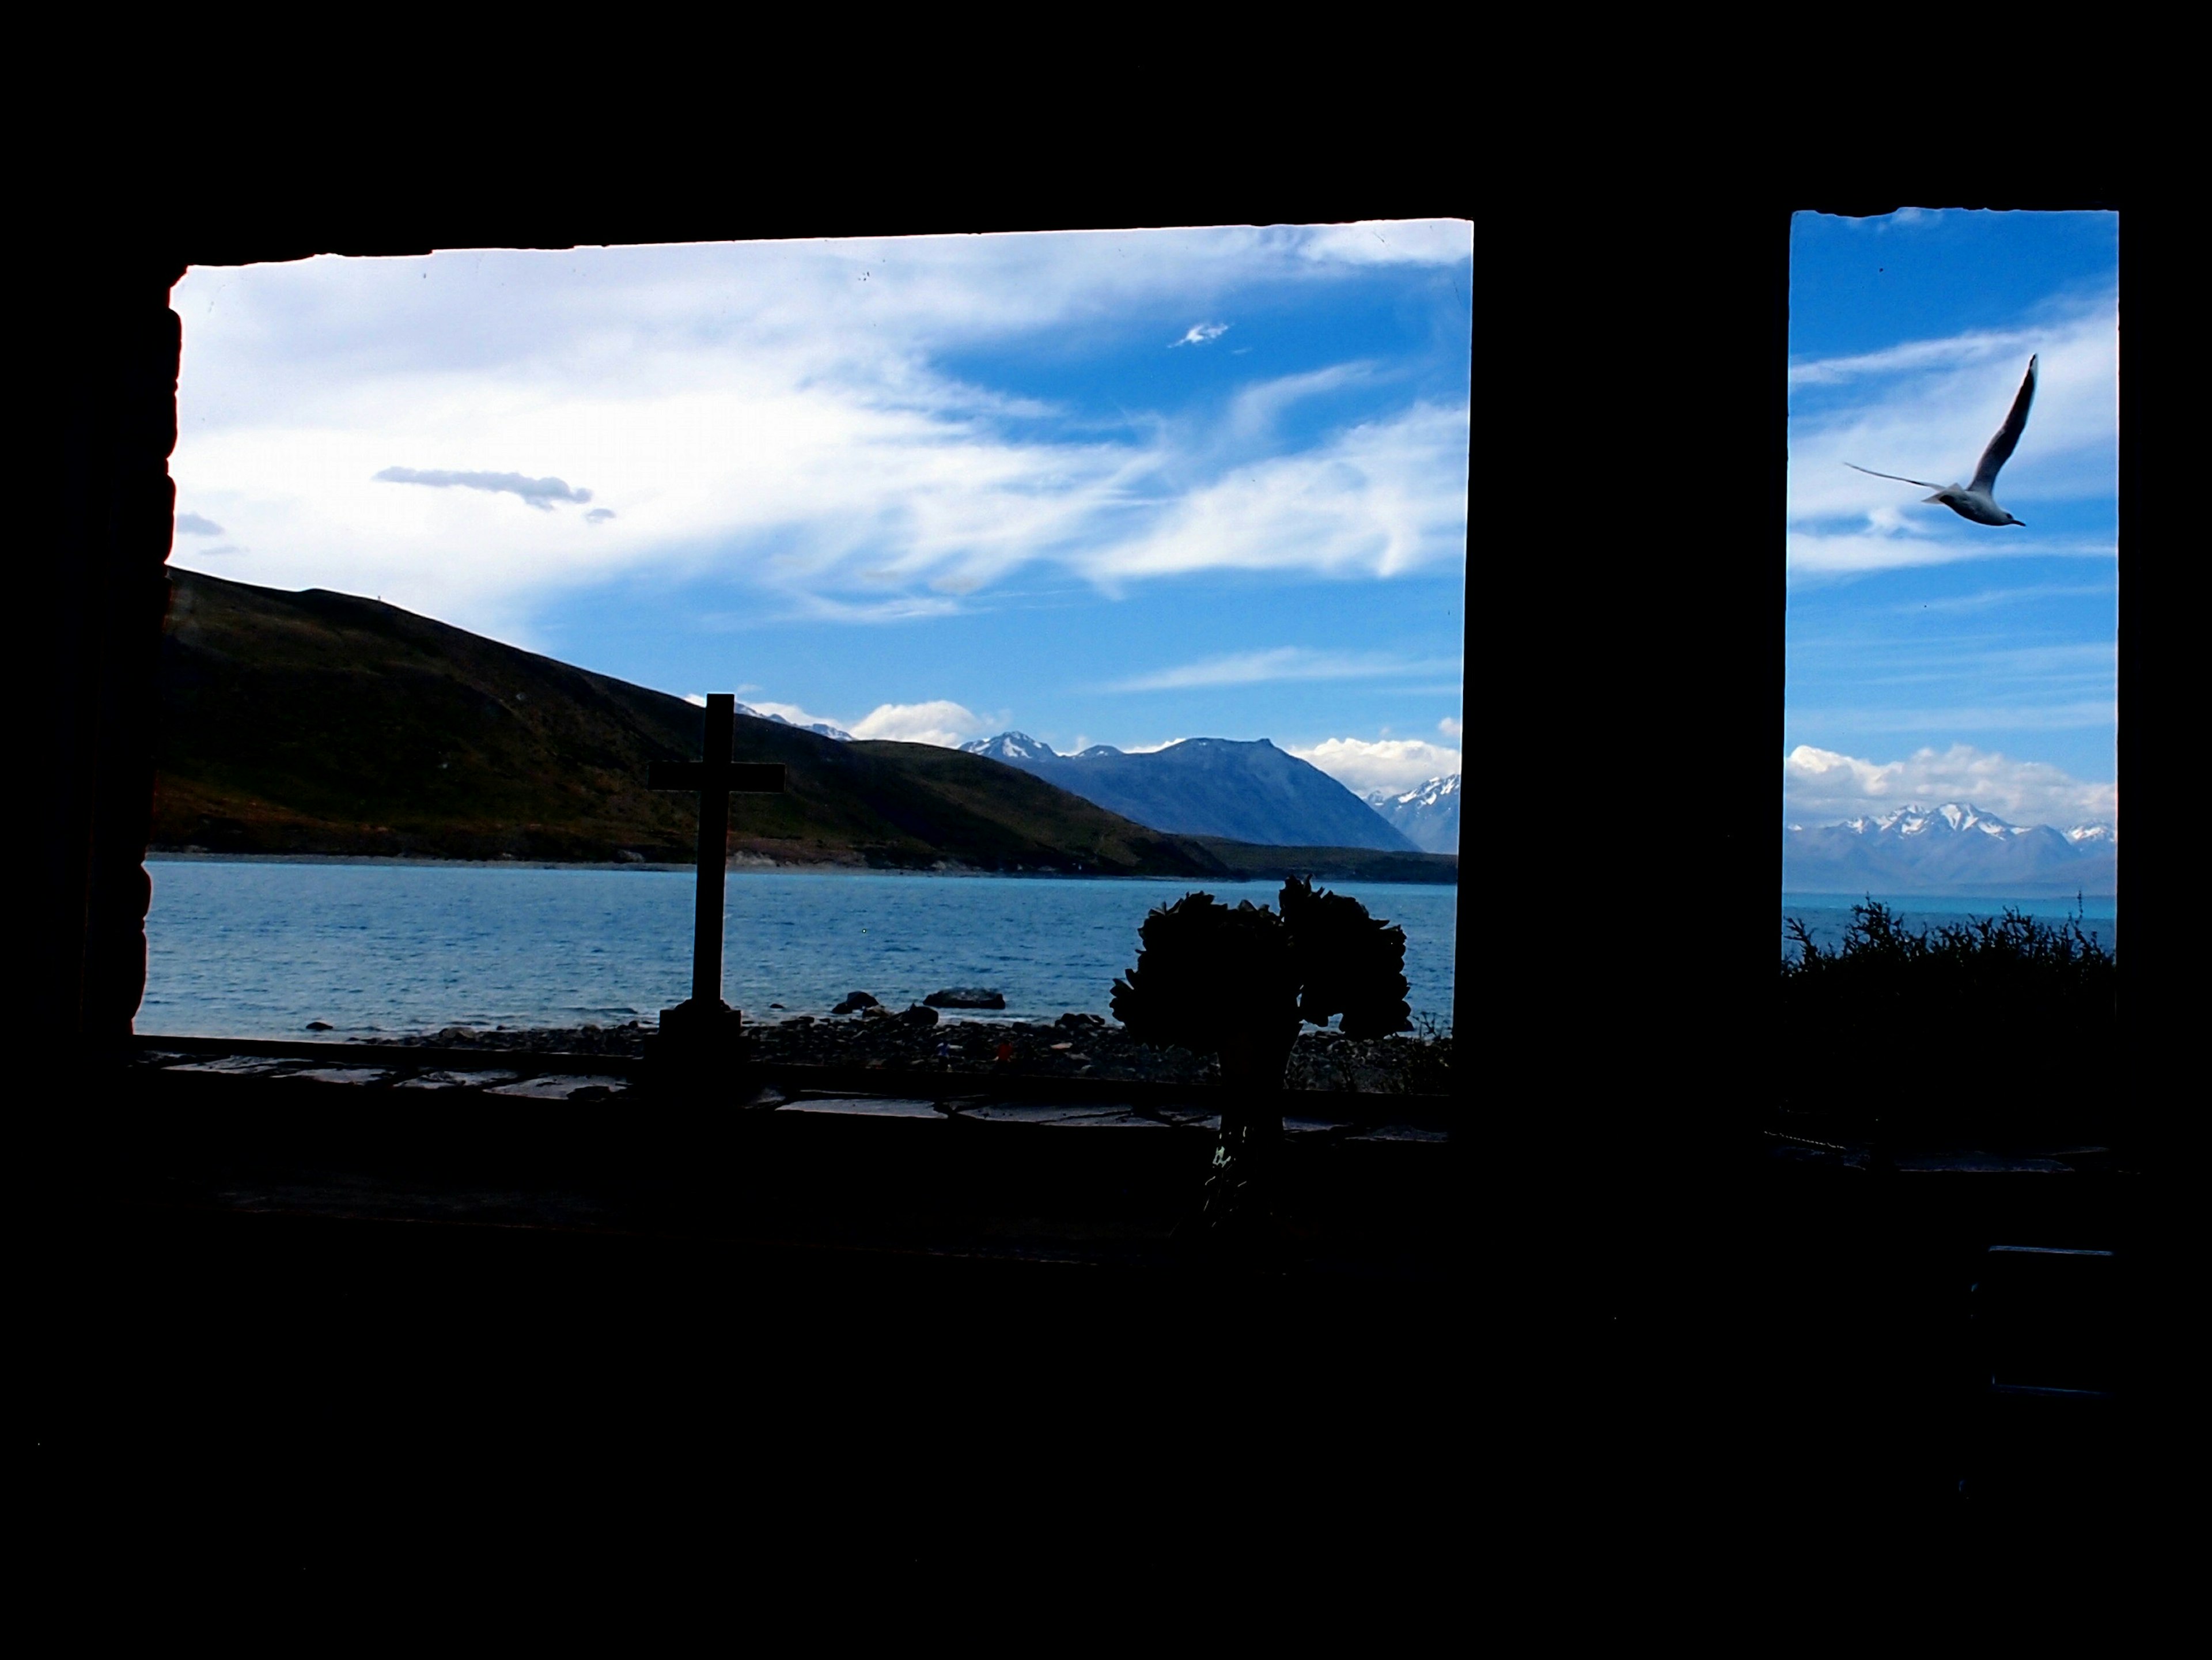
left=1783, top=802, right=2117, bottom=895
left=959, top=732, right=1415, bottom=851
left=1363, top=774, right=1460, bottom=853
left=738, top=704, right=853, bottom=742
left=960, top=731, right=1058, bottom=763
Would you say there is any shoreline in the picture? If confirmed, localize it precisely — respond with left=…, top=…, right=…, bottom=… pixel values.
left=145, top=850, right=1461, bottom=884
left=1781, top=888, right=2117, bottom=909
left=343, top=1015, right=1455, bottom=1096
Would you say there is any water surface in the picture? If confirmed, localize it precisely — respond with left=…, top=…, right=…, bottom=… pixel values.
left=143, top=860, right=1460, bottom=1039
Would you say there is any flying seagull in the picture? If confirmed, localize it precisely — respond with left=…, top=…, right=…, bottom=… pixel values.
left=1847, top=354, right=2039, bottom=527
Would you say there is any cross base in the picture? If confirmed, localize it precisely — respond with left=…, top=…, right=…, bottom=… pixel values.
left=646, top=997, right=757, bottom=1098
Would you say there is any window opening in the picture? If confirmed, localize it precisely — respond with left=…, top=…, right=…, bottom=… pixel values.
left=1781, top=207, right=2118, bottom=1132
left=147, top=226, right=1471, bottom=1092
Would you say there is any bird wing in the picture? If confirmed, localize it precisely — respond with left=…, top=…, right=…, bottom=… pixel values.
left=1846, top=463, right=1947, bottom=490
left=1970, top=354, right=2038, bottom=494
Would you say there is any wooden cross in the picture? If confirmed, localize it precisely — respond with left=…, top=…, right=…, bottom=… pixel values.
left=648, top=693, right=786, bottom=1009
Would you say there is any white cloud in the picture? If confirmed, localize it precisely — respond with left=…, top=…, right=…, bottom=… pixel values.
left=847, top=700, right=986, bottom=748
left=169, top=229, right=1470, bottom=643
left=1296, top=220, right=1472, bottom=266
left=1782, top=743, right=2116, bottom=829
left=175, top=512, right=224, bottom=536
left=1170, top=322, right=1229, bottom=347
left=1437, top=716, right=1461, bottom=737
left=1108, top=646, right=1460, bottom=693
left=1288, top=736, right=1461, bottom=797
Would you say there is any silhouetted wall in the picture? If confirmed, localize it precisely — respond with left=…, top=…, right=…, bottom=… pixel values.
left=44, top=257, right=184, bottom=1046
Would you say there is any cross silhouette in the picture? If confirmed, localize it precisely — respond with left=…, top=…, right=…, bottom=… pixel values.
left=648, top=693, right=786, bottom=1010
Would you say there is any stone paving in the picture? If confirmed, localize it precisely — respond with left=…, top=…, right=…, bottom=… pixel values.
left=129, top=1035, right=1451, bottom=1133
left=110, top=1036, right=1458, bottom=1281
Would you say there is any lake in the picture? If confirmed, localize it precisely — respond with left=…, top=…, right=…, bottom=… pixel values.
left=141, top=860, right=1463, bottom=1040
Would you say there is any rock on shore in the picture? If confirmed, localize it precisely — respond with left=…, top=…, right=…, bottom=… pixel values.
left=371, top=1012, right=1452, bottom=1094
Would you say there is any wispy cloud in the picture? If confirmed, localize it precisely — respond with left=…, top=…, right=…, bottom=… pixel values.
left=1788, top=636, right=2114, bottom=707
left=1082, top=401, right=1469, bottom=585
left=779, top=592, right=967, bottom=626
left=1107, top=646, right=1460, bottom=693
left=374, top=467, right=594, bottom=510
left=1888, top=581, right=2113, bottom=615
left=1786, top=528, right=2116, bottom=580
left=1171, top=322, right=1229, bottom=348
left=1786, top=288, right=2116, bottom=582
left=175, top=512, right=224, bottom=536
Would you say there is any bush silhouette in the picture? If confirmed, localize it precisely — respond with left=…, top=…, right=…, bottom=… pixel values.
left=1281, top=875, right=1413, bottom=1039
left=1780, top=898, right=2117, bottom=1140
left=1111, top=878, right=1412, bottom=1077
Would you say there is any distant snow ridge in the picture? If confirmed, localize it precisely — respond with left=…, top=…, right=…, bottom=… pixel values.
left=1363, top=774, right=1460, bottom=853
left=1783, top=801, right=2118, bottom=894
left=1814, top=802, right=2116, bottom=846
left=737, top=704, right=853, bottom=742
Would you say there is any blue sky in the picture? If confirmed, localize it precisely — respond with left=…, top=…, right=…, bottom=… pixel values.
left=168, top=226, right=1471, bottom=796
left=1785, top=209, right=2118, bottom=830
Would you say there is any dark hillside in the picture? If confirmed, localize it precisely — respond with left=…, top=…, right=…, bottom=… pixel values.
left=153, top=569, right=1226, bottom=876
left=1184, top=839, right=1460, bottom=885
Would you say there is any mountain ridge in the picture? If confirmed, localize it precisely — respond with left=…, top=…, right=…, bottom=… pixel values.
left=1363, top=774, right=1460, bottom=853
left=959, top=731, right=1415, bottom=851
left=1783, top=801, right=2117, bottom=895
left=151, top=569, right=1457, bottom=883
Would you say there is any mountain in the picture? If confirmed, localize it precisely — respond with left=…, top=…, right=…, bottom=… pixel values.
left=153, top=569, right=1236, bottom=878
left=737, top=704, right=852, bottom=742
left=957, top=733, right=1415, bottom=852
left=1783, top=802, right=2118, bottom=896
left=965, top=732, right=1060, bottom=765
left=1364, top=775, right=1460, bottom=853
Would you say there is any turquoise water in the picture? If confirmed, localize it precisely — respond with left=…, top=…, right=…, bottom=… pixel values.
left=1781, top=891, right=2117, bottom=961
left=141, top=860, right=1461, bottom=1040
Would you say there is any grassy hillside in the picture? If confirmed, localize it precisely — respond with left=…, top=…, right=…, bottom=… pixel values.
left=153, top=569, right=1225, bottom=876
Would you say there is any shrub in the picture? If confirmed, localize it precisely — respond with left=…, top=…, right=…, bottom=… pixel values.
left=1281, top=875, right=1413, bottom=1039
left=1779, top=898, right=2117, bottom=1135
left=1111, top=879, right=1412, bottom=1067
left=1782, top=898, right=2114, bottom=1005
